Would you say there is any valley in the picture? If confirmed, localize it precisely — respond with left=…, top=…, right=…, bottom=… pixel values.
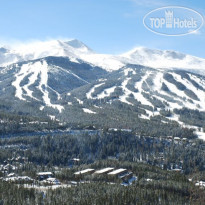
left=0, top=39, right=205, bottom=204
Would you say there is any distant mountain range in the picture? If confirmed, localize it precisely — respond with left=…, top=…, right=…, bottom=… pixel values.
left=0, top=39, right=205, bottom=137
left=1, top=39, right=205, bottom=73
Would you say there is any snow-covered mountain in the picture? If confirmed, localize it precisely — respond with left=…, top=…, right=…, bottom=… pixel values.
left=0, top=40, right=92, bottom=66
left=71, top=65, right=205, bottom=120
left=0, top=56, right=107, bottom=117
left=121, top=47, right=205, bottom=76
left=1, top=39, right=205, bottom=74
left=0, top=39, right=205, bottom=134
left=0, top=39, right=124, bottom=71
left=0, top=47, right=22, bottom=67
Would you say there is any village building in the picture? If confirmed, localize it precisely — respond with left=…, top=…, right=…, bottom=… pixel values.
left=74, top=169, right=95, bottom=176
left=36, top=172, right=54, bottom=181
left=94, top=167, right=114, bottom=175
left=107, top=168, right=128, bottom=178
left=44, top=177, right=61, bottom=185
left=69, top=158, right=80, bottom=167
left=120, top=172, right=133, bottom=182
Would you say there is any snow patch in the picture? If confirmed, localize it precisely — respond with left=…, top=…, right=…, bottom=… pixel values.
left=49, top=115, right=56, bottom=120
left=86, top=83, right=105, bottom=99
left=133, top=72, right=153, bottom=107
left=75, top=97, right=83, bottom=104
left=83, top=108, right=96, bottom=114
left=195, top=131, right=205, bottom=141
left=12, top=60, right=64, bottom=112
left=123, top=68, right=136, bottom=76
left=96, top=86, right=116, bottom=99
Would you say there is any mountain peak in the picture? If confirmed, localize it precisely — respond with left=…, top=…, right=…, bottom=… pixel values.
left=65, top=39, right=93, bottom=53
left=0, top=39, right=205, bottom=75
left=120, top=47, right=205, bottom=74
left=0, top=47, right=9, bottom=53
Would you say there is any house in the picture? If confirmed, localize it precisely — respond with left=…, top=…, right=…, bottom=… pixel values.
left=171, top=168, right=182, bottom=172
left=121, top=176, right=137, bottom=186
left=108, top=128, right=118, bottom=132
left=72, top=158, right=80, bottom=162
left=107, top=168, right=128, bottom=178
left=36, top=172, right=54, bottom=181
left=121, top=129, right=132, bottom=132
left=74, top=169, right=95, bottom=176
left=94, top=167, right=114, bottom=175
left=120, top=172, right=133, bottom=182
left=167, top=136, right=173, bottom=140
left=69, top=158, right=80, bottom=167
left=70, top=181, right=78, bottom=186
left=4, top=175, right=33, bottom=182
left=44, top=178, right=61, bottom=185
left=195, top=181, right=205, bottom=188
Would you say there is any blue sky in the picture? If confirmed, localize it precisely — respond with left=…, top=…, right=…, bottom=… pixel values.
left=0, top=0, right=204, bottom=57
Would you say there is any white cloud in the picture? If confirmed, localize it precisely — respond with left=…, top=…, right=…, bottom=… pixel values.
left=0, top=37, right=73, bottom=50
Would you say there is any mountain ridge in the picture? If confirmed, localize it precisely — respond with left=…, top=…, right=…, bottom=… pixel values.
left=0, top=39, right=204, bottom=139
left=1, top=39, right=205, bottom=74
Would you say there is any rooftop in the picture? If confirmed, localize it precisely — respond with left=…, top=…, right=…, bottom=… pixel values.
left=108, top=168, right=127, bottom=175
left=74, top=169, right=95, bottom=175
left=94, top=167, right=114, bottom=174
left=37, top=172, right=53, bottom=176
